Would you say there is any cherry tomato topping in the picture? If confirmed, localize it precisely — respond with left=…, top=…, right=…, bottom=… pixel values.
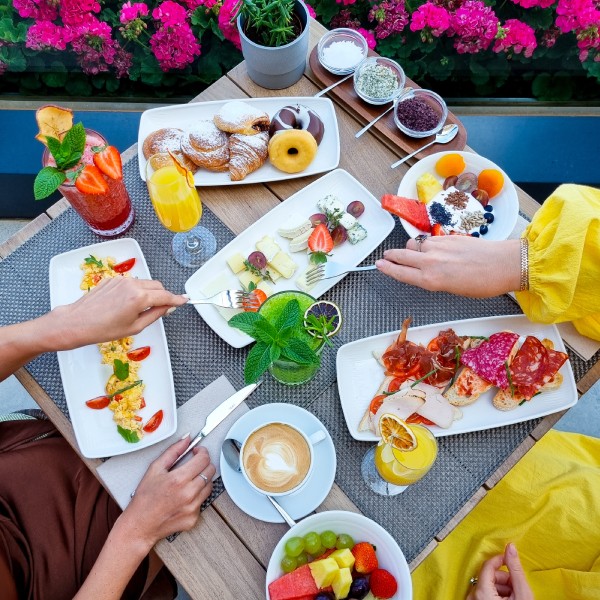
left=139, top=398, right=146, bottom=409
left=387, top=377, right=405, bottom=393
left=113, top=258, right=136, bottom=273
left=243, top=289, right=268, bottom=312
left=126, top=346, right=151, bottom=362
left=114, top=394, right=123, bottom=403
left=369, top=394, right=386, bottom=415
left=143, top=410, right=163, bottom=433
left=92, top=274, right=102, bottom=285
left=134, top=416, right=143, bottom=422
left=406, top=413, right=435, bottom=426
left=86, top=396, right=110, bottom=409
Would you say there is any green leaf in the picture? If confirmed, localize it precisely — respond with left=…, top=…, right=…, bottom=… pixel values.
left=244, top=341, right=272, bottom=383
left=253, top=319, right=279, bottom=345
left=275, top=299, right=300, bottom=331
left=113, top=359, right=130, bottom=381
left=117, top=426, right=141, bottom=443
left=281, top=338, right=320, bottom=366
left=62, top=122, right=86, bottom=158
left=269, top=344, right=281, bottom=363
left=84, top=255, right=103, bottom=268
left=45, top=136, right=62, bottom=159
left=33, top=167, right=66, bottom=200
left=229, top=311, right=264, bottom=337
left=309, top=252, right=328, bottom=265
left=277, top=325, right=295, bottom=343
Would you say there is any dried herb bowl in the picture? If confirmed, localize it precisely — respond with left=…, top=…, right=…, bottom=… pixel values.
left=353, top=56, right=405, bottom=106
left=393, top=88, right=448, bottom=139
left=317, top=28, right=368, bottom=76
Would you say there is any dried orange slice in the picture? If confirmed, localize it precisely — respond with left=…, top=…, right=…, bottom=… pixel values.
left=35, top=105, right=73, bottom=145
left=378, top=414, right=417, bottom=451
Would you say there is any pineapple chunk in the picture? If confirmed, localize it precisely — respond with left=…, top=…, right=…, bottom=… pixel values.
left=237, top=270, right=262, bottom=289
left=268, top=251, right=297, bottom=279
left=416, top=172, right=443, bottom=203
left=331, top=567, right=352, bottom=600
left=309, top=558, right=339, bottom=589
left=329, top=549, right=355, bottom=570
left=256, top=281, right=274, bottom=296
left=256, top=235, right=280, bottom=262
left=227, top=252, right=246, bottom=274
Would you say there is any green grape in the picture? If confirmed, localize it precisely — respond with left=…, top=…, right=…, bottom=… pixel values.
left=281, top=555, right=297, bottom=573
left=335, top=533, right=355, bottom=550
left=320, top=530, right=337, bottom=549
left=296, top=552, right=309, bottom=567
left=303, top=531, right=322, bottom=555
left=284, top=536, right=305, bottom=558
left=311, top=546, right=326, bottom=559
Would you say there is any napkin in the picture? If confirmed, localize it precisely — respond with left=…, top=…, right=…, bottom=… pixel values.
left=97, top=375, right=249, bottom=510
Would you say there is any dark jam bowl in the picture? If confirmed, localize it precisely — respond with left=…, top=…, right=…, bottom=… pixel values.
left=393, top=88, right=448, bottom=139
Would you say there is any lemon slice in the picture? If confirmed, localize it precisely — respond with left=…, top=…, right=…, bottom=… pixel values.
left=378, top=414, right=417, bottom=451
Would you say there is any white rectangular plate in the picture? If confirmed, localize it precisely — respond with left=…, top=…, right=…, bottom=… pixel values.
left=49, top=238, right=177, bottom=458
left=337, top=314, right=577, bottom=440
left=185, top=169, right=395, bottom=348
left=138, top=97, right=340, bottom=185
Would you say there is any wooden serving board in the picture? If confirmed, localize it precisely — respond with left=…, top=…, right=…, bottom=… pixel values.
left=309, top=46, right=467, bottom=160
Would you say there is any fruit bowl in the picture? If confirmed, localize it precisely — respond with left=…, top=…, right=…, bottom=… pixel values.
left=265, top=510, right=412, bottom=600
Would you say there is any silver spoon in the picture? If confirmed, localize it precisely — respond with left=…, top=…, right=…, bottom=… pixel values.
left=355, top=87, right=413, bottom=139
left=391, top=123, right=459, bottom=169
left=314, top=72, right=354, bottom=98
left=222, top=438, right=297, bottom=528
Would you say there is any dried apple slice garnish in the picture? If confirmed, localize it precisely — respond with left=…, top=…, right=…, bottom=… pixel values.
left=35, top=105, right=74, bottom=145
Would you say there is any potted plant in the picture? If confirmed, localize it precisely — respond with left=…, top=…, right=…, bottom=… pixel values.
left=234, top=0, right=310, bottom=90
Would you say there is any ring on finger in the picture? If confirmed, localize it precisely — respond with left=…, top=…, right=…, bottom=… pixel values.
left=199, top=473, right=209, bottom=484
left=469, top=576, right=478, bottom=586
left=415, top=234, right=428, bottom=252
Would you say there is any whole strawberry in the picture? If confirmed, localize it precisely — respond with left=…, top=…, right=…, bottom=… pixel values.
left=369, top=568, right=398, bottom=599
left=351, top=542, right=378, bottom=575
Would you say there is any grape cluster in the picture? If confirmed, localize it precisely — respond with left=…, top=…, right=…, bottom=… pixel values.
left=280, top=530, right=355, bottom=573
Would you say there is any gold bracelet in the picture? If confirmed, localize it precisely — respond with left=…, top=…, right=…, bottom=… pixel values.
left=520, top=238, right=529, bottom=291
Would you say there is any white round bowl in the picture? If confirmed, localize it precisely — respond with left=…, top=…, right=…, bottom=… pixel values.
left=265, top=510, right=412, bottom=599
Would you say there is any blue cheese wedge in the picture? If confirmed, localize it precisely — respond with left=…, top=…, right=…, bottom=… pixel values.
left=277, top=213, right=312, bottom=239
left=317, top=194, right=344, bottom=216
left=339, top=213, right=357, bottom=230
left=347, top=223, right=367, bottom=244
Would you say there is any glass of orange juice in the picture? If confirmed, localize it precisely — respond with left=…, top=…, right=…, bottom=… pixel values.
left=146, top=154, right=216, bottom=267
left=361, top=414, right=438, bottom=496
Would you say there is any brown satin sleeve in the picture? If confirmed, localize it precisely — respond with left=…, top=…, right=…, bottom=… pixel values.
left=0, top=533, right=19, bottom=600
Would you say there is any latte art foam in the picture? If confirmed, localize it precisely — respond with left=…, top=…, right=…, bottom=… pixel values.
left=242, top=423, right=311, bottom=494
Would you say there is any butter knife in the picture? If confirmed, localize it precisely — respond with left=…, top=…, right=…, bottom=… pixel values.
left=169, top=381, right=261, bottom=470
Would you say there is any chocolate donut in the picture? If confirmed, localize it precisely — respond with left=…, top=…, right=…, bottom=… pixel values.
left=269, top=104, right=325, bottom=146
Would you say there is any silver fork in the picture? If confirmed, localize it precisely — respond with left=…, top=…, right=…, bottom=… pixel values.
left=305, top=262, right=377, bottom=285
left=186, top=290, right=257, bottom=309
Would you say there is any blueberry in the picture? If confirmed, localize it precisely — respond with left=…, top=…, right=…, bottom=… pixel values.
left=479, top=225, right=489, bottom=235
left=484, top=204, right=493, bottom=212
left=484, top=212, right=495, bottom=223
left=471, top=231, right=480, bottom=237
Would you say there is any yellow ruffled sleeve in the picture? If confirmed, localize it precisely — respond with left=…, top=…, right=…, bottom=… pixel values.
left=515, top=184, right=600, bottom=341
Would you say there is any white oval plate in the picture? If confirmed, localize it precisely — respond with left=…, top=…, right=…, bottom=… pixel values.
left=397, top=150, right=519, bottom=240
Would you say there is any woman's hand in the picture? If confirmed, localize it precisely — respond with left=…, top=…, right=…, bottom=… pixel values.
left=48, top=277, right=188, bottom=349
left=376, top=236, right=522, bottom=298
left=466, top=543, right=534, bottom=600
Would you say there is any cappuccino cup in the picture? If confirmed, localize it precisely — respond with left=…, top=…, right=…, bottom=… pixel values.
left=240, top=422, right=326, bottom=496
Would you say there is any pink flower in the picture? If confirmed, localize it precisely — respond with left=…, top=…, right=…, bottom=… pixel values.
left=448, top=0, right=499, bottom=54
left=369, top=0, right=409, bottom=40
left=357, top=28, right=377, bottom=49
left=120, top=2, right=149, bottom=23
left=556, top=0, right=599, bottom=33
left=493, top=19, right=537, bottom=58
left=510, top=0, right=555, bottom=8
left=12, top=0, right=58, bottom=21
left=152, top=0, right=188, bottom=26
left=410, top=2, right=450, bottom=37
left=305, top=2, right=316, bottom=19
left=336, top=0, right=357, bottom=5
left=217, top=0, right=241, bottom=50
left=60, top=0, right=102, bottom=26
left=69, top=17, right=118, bottom=75
left=541, top=26, right=560, bottom=48
left=26, top=21, right=71, bottom=51
left=331, top=9, right=361, bottom=30
left=150, top=21, right=201, bottom=70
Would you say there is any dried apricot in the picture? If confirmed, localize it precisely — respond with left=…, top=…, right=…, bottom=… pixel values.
left=477, top=169, right=504, bottom=198
left=435, top=153, right=466, bottom=178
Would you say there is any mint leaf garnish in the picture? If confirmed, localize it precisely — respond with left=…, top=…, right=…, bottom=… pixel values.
left=275, top=299, right=300, bottom=331
left=46, top=135, right=62, bottom=160
left=34, top=167, right=66, bottom=200
left=244, top=341, right=272, bottom=383
left=84, top=255, right=103, bottom=268
left=113, top=359, right=130, bottom=381
left=281, top=338, right=320, bottom=366
left=253, top=319, right=279, bottom=345
left=229, top=311, right=263, bottom=337
left=117, top=426, right=141, bottom=443
left=60, top=122, right=86, bottom=165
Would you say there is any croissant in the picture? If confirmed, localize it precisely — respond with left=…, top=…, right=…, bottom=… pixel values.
left=181, top=121, right=229, bottom=172
left=143, top=127, right=198, bottom=172
left=214, top=101, right=270, bottom=135
left=228, top=132, right=269, bottom=181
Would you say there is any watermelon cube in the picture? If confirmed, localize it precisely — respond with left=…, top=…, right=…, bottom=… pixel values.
left=381, top=194, right=432, bottom=232
left=268, top=564, right=318, bottom=600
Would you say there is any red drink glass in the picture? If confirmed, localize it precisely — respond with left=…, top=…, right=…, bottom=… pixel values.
left=43, top=129, right=134, bottom=237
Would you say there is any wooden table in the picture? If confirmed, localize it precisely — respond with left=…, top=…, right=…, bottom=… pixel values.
left=3, top=19, right=598, bottom=599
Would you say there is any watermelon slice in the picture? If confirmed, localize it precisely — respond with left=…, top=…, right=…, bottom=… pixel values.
left=268, top=564, right=318, bottom=600
left=381, top=194, right=432, bottom=232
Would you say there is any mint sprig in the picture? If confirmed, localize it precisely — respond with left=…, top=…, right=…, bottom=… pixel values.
left=117, top=426, right=141, bottom=443
left=229, top=298, right=320, bottom=383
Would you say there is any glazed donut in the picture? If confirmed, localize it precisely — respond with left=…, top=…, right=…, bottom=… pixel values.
left=268, top=129, right=318, bottom=174
left=142, top=127, right=198, bottom=172
left=269, top=104, right=325, bottom=145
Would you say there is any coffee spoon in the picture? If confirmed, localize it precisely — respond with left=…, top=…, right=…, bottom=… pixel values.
left=314, top=72, right=354, bottom=98
left=355, top=87, right=413, bottom=139
left=222, top=438, right=297, bottom=527
left=391, top=123, right=459, bottom=169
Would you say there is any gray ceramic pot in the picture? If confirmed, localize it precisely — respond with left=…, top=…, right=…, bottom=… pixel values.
left=237, top=0, right=310, bottom=90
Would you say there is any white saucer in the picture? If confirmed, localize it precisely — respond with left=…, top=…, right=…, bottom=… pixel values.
left=220, top=403, right=337, bottom=523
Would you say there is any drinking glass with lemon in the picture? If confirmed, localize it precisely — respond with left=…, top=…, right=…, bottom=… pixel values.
left=361, top=413, right=438, bottom=496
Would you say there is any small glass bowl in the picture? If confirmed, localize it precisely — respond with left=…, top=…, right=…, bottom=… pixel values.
left=317, top=28, right=369, bottom=76
left=353, top=57, right=406, bottom=106
left=393, top=88, right=448, bottom=138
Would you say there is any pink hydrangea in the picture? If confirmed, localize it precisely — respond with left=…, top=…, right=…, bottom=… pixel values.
left=12, top=0, right=58, bottom=21
left=510, top=0, right=555, bottom=8
left=26, top=21, right=71, bottom=51
left=150, top=21, right=201, bottom=70
left=305, top=2, right=316, bottom=18
left=152, top=1, right=189, bottom=26
left=369, top=0, right=409, bottom=40
left=493, top=19, right=537, bottom=58
left=449, top=0, right=499, bottom=54
left=120, top=2, right=149, bottom=23
left=556, top=0, right=599, bottom=33
left=357, top=28, right=377, bottom=49
left=217, top=0, right=241, bottom=50
left=410, top=2, right=451, bottom=37
left=60, top=0, right=102, bottom=26
left=69, top=18, right=119, bottom=75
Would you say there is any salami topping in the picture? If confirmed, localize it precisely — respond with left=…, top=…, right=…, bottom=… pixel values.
left=460, top=332, right=520, bottom=386
left=543, top=347, right=568, bottom=386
